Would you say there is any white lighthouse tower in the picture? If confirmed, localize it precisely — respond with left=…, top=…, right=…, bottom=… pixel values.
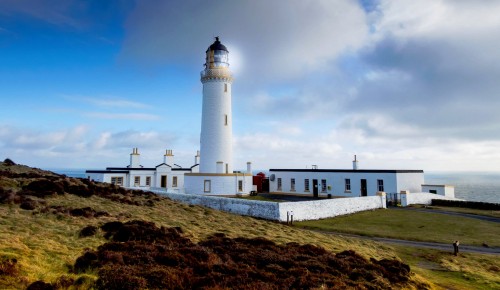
left=184, top=37, right=253, bottom=195
left=200, top=37, right=233, bottom=174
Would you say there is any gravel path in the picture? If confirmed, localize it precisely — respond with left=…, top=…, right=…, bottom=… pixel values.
left=329, top=232, right=500, bottom=255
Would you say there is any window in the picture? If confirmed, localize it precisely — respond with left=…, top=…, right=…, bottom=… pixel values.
left=238, top=180, right=243, bottom=192
left=304, top=179, right=310, bottom=191
left=345, top=179, right=351, bottom=192
left=277, top=178, right=282, bottom=191
left=204, top=180, right=211, bottom=193
left=111, top=177, right=123, bottom=186
left=429, top=189, right=437, bottom=194
left=145, top=176, right=151, bottom=186
left=173, top=176, right=178, bottom=187
left=377, top=179, right=384, bottom=192
left=290, top=178, right=296, bottom=191
left=134, top=176, right=140, bottom=186
left=224, top=114, right=228, bottom=126
left=321, top=179, right=327, bottom=192
left=161, top=175, right=167, bottom=188
left=224, top=83, right=228, bottom=92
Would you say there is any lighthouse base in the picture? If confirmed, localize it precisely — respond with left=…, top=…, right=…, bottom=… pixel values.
left=184, top=173, right=253, bottom=196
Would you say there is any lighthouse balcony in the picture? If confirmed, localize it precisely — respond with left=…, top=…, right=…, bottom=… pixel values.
left=201, top=68, right=233, bottom=82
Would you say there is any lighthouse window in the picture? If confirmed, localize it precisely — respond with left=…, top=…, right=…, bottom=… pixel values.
left=134, top=176, right=140, bottom=186
left=224, top=114, right=228, bottom=126
left=145, top=176, right=151, bottom=186
left=238, top=180, right=243, bottom=192
left=204, top=180, right=211, bottom=193
left=277, top=178, right=282, bottom=191
left=290, top=178, right=296, bottom=191
left=377, top=179, right=384, bottom=192
left=173, top=176, right=178, bottom=187
left=224, top=83, right=228, bottom=92
left=304, top=179, right=310, bottom=191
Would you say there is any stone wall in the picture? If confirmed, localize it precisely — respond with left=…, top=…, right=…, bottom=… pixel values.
left=150, top=190, right=386, bottom=222
left=278, top=196, right=386, bottom=221
left=401, top=192, right=459, bottom=207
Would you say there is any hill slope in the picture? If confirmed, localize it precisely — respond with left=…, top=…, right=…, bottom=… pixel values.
left=1, top=160, right=430, bottom=289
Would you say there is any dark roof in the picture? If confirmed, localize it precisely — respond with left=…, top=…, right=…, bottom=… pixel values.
left=86, top=170, right=129, bottom=174
left=106, top=167, right=156, bottom=171
left=269, top=169, right=424, bottom=174
left=206, top=36, right=228, bottom=53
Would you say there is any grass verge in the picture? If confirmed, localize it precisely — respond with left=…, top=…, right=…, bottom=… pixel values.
left=295, top=208, right=500, bottom=247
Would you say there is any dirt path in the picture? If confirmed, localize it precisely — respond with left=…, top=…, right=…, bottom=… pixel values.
left=333, top=232, right=500, bottom=255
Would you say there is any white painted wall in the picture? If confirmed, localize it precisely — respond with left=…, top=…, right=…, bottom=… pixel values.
left=422, top=185, right=455, bottom=197
left=184, top=174, right=253, bottom=195
left=396, top=172, right=425, bottom=193
left=269, top=171, right=423, bottom=197
left=200, top=79, right=233, bottom=173
left=149, top=190, right=387, bottom=221
left=400, top=192, right=460, bottom=206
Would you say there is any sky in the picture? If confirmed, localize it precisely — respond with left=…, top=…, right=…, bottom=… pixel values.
left=1, top=0, right=500, bottom=172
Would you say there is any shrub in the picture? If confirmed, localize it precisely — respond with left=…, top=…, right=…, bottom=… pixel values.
left=26, top=281, right=54, bottom=290
left=24, top=179, right=64, bottom=197
left=79, top=226, right=98, bottom=238
left=432, top=199, right=500, bottom=210
left=0, top=258, right=18, bottom=276
left=3, top=158, right=16, bottom=166
left=20, top=199, right=38, bottom=210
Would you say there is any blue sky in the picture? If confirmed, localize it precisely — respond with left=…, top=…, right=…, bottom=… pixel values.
left=1, top=0, right=500, bottom=172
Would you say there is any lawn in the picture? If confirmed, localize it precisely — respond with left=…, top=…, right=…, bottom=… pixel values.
left=295, top=208, right=500, bottom=247
left=410, top=204, right=500, bottom=218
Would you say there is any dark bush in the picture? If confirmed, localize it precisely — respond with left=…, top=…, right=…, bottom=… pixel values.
left=3, top=158, right=16, bottom=166
left=53, top=275, right=75, bottom=289
left=0, top=188, right=18, bottom=204
left=79, top=225, right=98, bottom=238
left=432, top=199, right=500, bottom=210
left=70, top=207, right=96, bottom=218
left=73, top=222, right=419, bottom=290
left=0, top=258, right=18, bottom=276
left=20, top=198, right=38, bottom=210
left=24, top=179, right=64, bottom=197
left=69, top=184, right=92, bottom=197
left=26, top=280, right=54, bottom=290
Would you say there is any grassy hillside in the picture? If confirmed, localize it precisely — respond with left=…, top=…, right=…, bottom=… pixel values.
left=0, top=160, right=497, bottom=289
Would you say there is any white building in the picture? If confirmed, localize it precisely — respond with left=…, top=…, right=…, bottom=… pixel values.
left=86, top=148, right=199, bottom=192
left=184, top=37, right=253, bottom=196
left=269, top=157, right=454, bottom=199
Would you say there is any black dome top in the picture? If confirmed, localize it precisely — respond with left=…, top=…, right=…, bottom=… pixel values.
left=206, top=37, right=228, bottom=52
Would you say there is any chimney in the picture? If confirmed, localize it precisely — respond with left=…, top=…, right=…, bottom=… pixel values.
left=352, top=155, right=359, bottom=170
left=195, top=150, right=200, bottom=165
left=164, top=149, right=174, bottom=166
left=130, top=148, right=140, bottom=168
left=247, top=162, right=252, bottom=174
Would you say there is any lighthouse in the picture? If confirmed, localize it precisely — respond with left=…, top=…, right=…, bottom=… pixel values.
left=200, top=37, right=233, bottom=174
left=184, top=37, right=253, bottom=195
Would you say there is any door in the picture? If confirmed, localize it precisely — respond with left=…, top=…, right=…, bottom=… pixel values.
left=313, top=179, right=319, bottom=197
left=360, top=179, right=367, bottom=196
left=161, top=175, right=167, bottom=188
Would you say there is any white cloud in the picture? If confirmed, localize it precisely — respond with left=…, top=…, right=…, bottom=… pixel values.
left=120, top=0, right=368, bottom=82
left=83, top=112, right=161, bottom=121
left=64, top=95, right=152, bottom=109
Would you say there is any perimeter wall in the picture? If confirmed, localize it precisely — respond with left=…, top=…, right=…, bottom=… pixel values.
left=148, top=189, right=386, bottom=221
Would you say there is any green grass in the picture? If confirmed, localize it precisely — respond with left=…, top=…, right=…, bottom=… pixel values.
left=295, top=208, right=500, bottom=247
left=394, top=245, right=500, bottom=290
left=410, top=204, right=500, bottom=218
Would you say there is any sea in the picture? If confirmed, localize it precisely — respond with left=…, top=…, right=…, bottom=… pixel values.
left=48, top=169, right=500, bottom=204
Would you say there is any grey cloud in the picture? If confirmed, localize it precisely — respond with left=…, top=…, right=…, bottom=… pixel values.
left=120, top=0, right=368, bottom=84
